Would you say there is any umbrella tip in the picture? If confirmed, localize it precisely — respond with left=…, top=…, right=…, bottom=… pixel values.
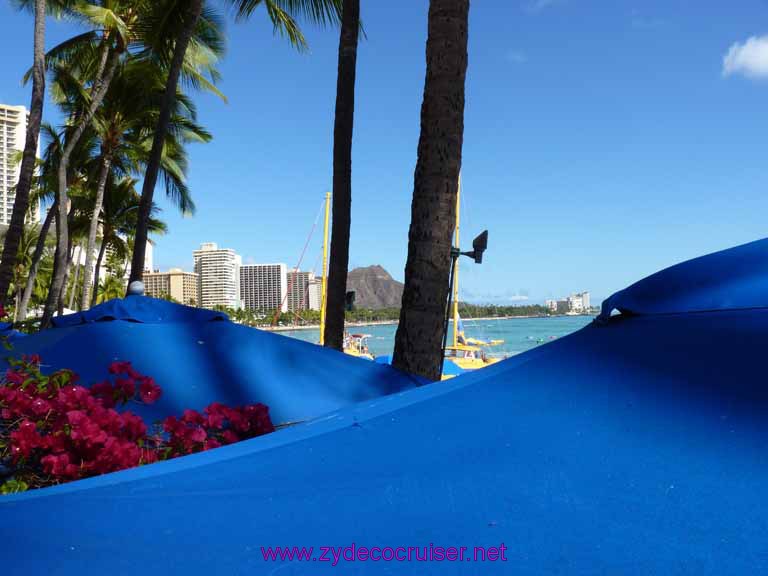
left=127, top=281, right=145, bottom=297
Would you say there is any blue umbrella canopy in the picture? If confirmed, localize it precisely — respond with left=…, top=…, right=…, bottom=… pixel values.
left=0, top=297, right=420, bottom=425
left=2, top=239, right=768, bottom=574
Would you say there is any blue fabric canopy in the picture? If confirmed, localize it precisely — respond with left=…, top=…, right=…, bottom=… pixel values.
left=51, top=295, right=229, bottom=327
left=1, top=298, right=420, bottom=425
left=599, top=236, right=768, bottom=319
left=2, top=239, right=768, bottom=574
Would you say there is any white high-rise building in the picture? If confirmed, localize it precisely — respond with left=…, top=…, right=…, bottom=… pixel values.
left=0, top=104, right=39, bottom=225
left=308, top=278, right=322, bottom=312
left=240, top=263, right=288, bottom=312
left=193, top=242, right=241, bottom=309
left=566, top=292, right=591, bottom=313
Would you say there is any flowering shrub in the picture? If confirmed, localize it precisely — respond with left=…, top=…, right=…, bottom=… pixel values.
left=0, top=356, right=274, bottom=493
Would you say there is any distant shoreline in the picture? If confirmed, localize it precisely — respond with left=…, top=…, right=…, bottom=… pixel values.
left=258, top=314, right=595, bottom=332
left=264, top=320, right=397, bottom=332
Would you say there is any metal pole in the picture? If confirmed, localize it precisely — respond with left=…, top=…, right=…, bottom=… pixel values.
left=319, top=191, right=331, bottom=346
left=441, top=249, right=459, bottom=379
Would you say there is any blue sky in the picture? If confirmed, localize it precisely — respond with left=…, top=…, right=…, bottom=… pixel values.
left=1, top=0, right=768, bottom=305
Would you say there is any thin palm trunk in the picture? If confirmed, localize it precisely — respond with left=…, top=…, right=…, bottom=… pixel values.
left=392, top=0, right=470, bottom=381
left=68, top=244, right=81, bottom=311
left=57, top=237, right=74, bottom=316
left=17, top=200, right=56, bottom=321
left=324, top=0, right=360, bottom=351
left=80, top=151, right=111, bottom=310
left=91, top=237, right=108, bottom=307
left=41, top=49, right=120, bottom=328
left=0, top=0, right=47, bottom=309
left=129, top=0, right=203, bottom=288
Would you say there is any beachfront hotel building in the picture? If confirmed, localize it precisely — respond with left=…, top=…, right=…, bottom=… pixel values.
left=307, top=278, right=322, bottom=312
left=547, top=292, right=592, bottom=314
left=567, top=292, right=591, bottom=313
left=286, top=270, right=315, bottom=313
left=240, top=263, right=288, bottom=312
left=144, top=268, right=199, bottom=306
left=193, top=243, right=241, bottom=309
left=0, top=103, right=39, bottom=225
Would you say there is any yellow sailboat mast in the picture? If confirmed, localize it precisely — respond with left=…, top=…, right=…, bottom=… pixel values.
left=319, top=191, right=331, bottom=346
left=452, top=175, right=461, bottom=347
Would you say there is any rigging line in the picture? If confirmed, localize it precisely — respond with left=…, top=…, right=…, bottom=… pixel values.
left=271, top=200, right=325, bottom=327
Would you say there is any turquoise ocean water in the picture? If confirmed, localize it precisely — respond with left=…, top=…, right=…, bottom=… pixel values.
left=273, top=315, right=594, bottom=358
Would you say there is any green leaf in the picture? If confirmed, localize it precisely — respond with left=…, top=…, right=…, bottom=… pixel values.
left=0, top=479, right=29, bottom=495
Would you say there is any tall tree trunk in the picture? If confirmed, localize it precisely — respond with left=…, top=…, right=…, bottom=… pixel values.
left=392, top=0, right=470, bottom=381
left=68, top=243, right=81, bottom=311
left=0, top=0, right=47, bottom=309
left=55, top=237, right=72, bottom=316
left=57, top=235, right=74, bottom=316
left=41, top=49, right=120, bottom=329
left=17, top=199, right=56, bottom=321
left=91, top=236, right=108, bottom=307
left=129, top=0, right=203, bottom=289
left=324, top=0, right=360, bottom=351
left=80, top=150, right=111, bottom=310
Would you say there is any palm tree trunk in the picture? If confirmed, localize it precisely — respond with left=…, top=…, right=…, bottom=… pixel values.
left=0, top=0, right=47, bottom=309
left=68, top=243, right=81, bottom=311
left=392, top=0, right=470, bottom=381
left=17, top=199, right=56, bottom=321
left=41, top=49, right=120, bottom=329
left=91, top=237, right=108, bottom=308
left=323, top=0, right=360, bottom=351
left=57, top=236, right=74, bottom=316
left=80, top=150, right=111, bottom=310
left=129, top=0, right=203, bottom=288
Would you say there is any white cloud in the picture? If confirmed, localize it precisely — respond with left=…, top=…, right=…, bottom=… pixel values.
left=506, top=50, right=528, bottom=64
left=506, top=295, right=531, bottom=302
left=723, top=35, right=768, bottom=79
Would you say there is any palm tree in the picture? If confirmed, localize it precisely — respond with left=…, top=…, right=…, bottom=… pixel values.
left=96, top=269, right=125, bottom=303
left=80, top=59, right=211, bottom=310
left=0, top=0, right=50, bottom=310
left=127, top=0, right=206, bottom=287
left=392, top=0, right=470, bottom=381
left=16, top=122, right=96, bottom=321
left=323, top=0, right=360, bottom=350
left=128, top=0, right=342, bottom=288
left=91, top=175, right=166, bottom=306
left=41, top=1, right=134, bottom=328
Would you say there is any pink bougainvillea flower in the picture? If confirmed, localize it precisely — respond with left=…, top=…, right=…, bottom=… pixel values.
left=41, top=453, right=79, bottom=479
left=108, top=361, right=133, bottom=375
left=22, top=354, right=41, bottom=366
left=163, top=415, right=182, bottom=436
left=57, top=385, right=92, bottom=410
left=5, top=369, right=25, bottom=386
left=138, top=377, right=162, bottom=404
left=9, top=420, right=43, bottom=459
left=121, top=411, right=147, bottom=441
left=30, top=397, right=51, bottom=416
left=188, top=426, right=207, bottom=444
left=1, top=355, right=276, bottom=492
left=181, top=409, right=204, bottom=426
left=114, top=377, right=135, bottom=399
left=221, top=429, right=240, bottom=445
left=90, top=381, right=116, bottom=408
